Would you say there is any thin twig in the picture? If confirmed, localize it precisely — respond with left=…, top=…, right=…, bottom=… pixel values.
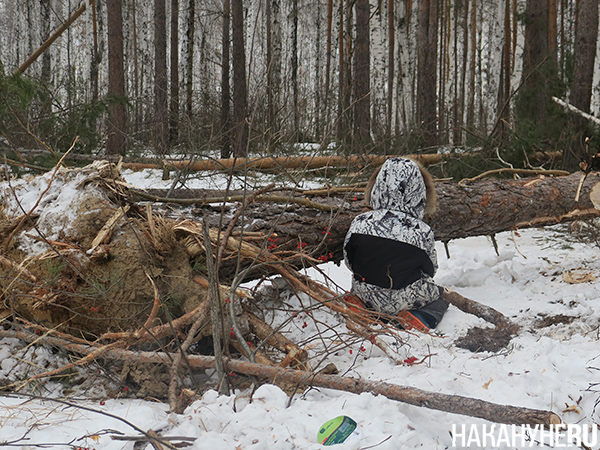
left=459, top=168, right=568, bottom=186
left=130, top=189, right=339, bottom=212
left=202, top=214, right=229, bottom=395
left=0, top=391, right=178, bottom=449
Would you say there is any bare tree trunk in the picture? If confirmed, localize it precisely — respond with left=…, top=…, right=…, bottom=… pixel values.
left=495, top=0, right=511, bottom=142
left=570, top=0, right=598, bottom=114
left=337, top=0, right=346, bottom=146
left=416, top=0, right=439, bottom=146
left=26, top=0, right=34, bottom=56
left=185, top=0, right=195, bottom=121
left=564, top=0, right=599, bottom=170
left=40, top=0, right=52, bottom=119
left=140, top=170, right=600, bottom=281
left=290, top=0, right=299, bottom=141
left=154, top=0, right=169, bottom=155
left=314, top=1, right=322, bottom=140
left=548, top=0, right=558, bottom=69
left=170, top=0, right=180, bottom=144
left=453, top=0, right=469, bottom=145
left=130, top=0, right=140, bottom=135
left=515, top=0, right=558, bottom=147
left=221, top=0, right=232, bottom=158
left=322, top=0, right=334, bottom=148
left=107, top=0, right=127, bottom=155
left=231, top=0, right=248, bottom=157
left=337, top=0, right=352, bottom=148
left=266, top=0, right=274, bottom=149
left=386, top=0, right=394, bottom=147
left=466, top=0, right=477, bottom=138
left=89, top=0, right=101, bottom=136
left=438, top=0, right=450, bottom=144
left=353, top=0, right=371, bottom=147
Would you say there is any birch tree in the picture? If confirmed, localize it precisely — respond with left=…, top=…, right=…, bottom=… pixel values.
left=221, top=0, right=232, bottom=158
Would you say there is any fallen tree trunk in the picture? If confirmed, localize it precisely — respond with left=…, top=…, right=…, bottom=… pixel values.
left=432, top=171, right=600, bottom=240
left=15, top=2, right=88, bottom=75
left=141, top=171, right=600, bottom=280
left=0, top=329, right=561, bottom=427
left=154, top=154, right=443, bottom=172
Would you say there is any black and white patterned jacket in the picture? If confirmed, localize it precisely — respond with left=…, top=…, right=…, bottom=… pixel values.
left=343, top=158, right=442, bottom=315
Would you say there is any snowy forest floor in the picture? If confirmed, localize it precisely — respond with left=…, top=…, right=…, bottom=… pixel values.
left=1, top=166, right=600, bottom=450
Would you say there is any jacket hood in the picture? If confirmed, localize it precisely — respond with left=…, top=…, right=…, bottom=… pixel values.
left=369, top=158, right=427, bottom=218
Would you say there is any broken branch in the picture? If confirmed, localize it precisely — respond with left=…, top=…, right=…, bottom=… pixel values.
left=0, top=329, right=561, bottom=427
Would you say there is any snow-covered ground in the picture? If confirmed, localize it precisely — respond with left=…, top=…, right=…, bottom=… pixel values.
left=1, top=167, right=600, bottom=449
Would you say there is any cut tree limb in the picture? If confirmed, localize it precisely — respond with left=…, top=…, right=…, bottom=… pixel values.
left=443, top=289, right=518, bottom=331
left=0, top=329, right=561, bottom=427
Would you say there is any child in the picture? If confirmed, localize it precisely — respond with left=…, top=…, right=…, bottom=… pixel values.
left=343, top=157, right=448, bottom=332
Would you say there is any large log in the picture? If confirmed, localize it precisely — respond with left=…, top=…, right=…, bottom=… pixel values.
left=432, top=171, right=600, bottom=240
left=142, top=171, right=600, bottom=279
left=158, top=154, right=443, bottom=172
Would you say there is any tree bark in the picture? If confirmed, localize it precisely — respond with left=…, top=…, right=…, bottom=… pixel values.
left=337, top=0, right=352, bottom=147
left=416, top=0, right=439, bottom=146
left=466, top=0, right=477, bottom=137
left=386, top=0, right=394, bottom=146
left=453, top=0, right=469, bottom=145
left=107, top=0, right=127, bottom=155
left=40, top=0, right=52, bottom=118
left=265, top=0, right=274, bottom=149
left=170, top=0, right=180, bottom=144
left=314, top=1, right=322, bottom=141
left=353, top=0, right=371, bottom=147
left=130, top=0, right=140, bottom=134
left=515, top=0, right=558, bottom=144
left=185, top=0, right=195, bottom=121
left=564, top=0, right=599, bottom=170
left=290, top=0, right=299, bottom=141
left=323, top=0, right=334, bottom=147
left=154, top=0, right=169, bottom=155
left=221, top=0, right=232, bottom=158
left=495, top=0, right=511, bottom=143
left=231, top=0, right=248, bottom=157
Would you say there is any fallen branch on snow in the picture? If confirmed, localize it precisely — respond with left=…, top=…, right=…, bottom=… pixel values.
left=0, top=329, right=561, bottom=427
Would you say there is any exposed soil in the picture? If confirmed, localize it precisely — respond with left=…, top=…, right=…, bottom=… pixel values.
left=534, top=314, right=577, bottom=328
left=454, top=326, right=515, bottom=353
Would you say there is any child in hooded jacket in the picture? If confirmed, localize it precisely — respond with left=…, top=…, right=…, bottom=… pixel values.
left=343, top=157, right=448, bottom=330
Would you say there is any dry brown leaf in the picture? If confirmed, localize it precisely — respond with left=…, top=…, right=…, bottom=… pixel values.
left=562, top=269, right=596, bottom=284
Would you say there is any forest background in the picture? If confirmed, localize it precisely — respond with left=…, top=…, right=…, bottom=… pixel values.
left=1, top=0, right=600, bottom=177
